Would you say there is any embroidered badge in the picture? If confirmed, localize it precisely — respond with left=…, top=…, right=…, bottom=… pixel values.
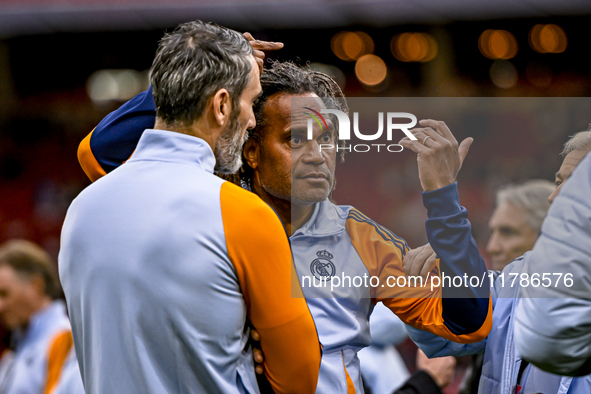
left=310, top=250, right=336, bottom=280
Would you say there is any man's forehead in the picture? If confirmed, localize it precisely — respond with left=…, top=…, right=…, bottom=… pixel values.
left=558, top=148, right=590, bottom=179
left=288, top=92, right=324, bottom=107
left=268, top=92, right=328, bottom=124
left=489, top=202, right=525, bottom=227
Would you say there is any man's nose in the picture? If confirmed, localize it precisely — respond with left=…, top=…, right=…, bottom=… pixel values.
left=548, top=185, right=561, bottom=204
left=302, top=141, right=326, bottom=165
left=486, top=233, right=501, bottom=255
left=247, top=109, right=256, bottom=131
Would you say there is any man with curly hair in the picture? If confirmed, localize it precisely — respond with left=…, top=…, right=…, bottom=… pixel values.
left=79, top=57, right=492, bottom=393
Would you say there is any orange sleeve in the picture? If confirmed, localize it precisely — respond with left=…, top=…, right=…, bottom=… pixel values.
left=78, top=129, right=107, bottom=182
left=346, top=212, right=492, bottom=343
left=220, top=182, right=321, bottom=394
left=44, top=330, right=74, bottom=394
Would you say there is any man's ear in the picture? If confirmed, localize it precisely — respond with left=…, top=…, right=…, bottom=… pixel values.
left=243, top=138, right=260, bottom=169
left=29, top=275, right=46, bottom=297
left=211, top=89, right=231, bottom=127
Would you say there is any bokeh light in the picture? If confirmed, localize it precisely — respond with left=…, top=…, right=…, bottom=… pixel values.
left=86, top=69, right=148, bottom=104
left=355, top=54, right=387, bottom=86
left=391, top=33, right=438, bottom=62
left=332, top=31, right=375, bottom=61
left=479, top=29, right=518, bottom=59
left=489, top=60, right=518, bottom=89
left=525, top=62, right=552, bottom=88
left=529, top=24, right=567, bottom=54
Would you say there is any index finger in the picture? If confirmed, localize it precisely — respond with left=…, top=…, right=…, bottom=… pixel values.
left=243, top=32, right=284, bottom=51
left=419, top=119, right=456, bottom=144
left=251, top=40, right=284, bottom=51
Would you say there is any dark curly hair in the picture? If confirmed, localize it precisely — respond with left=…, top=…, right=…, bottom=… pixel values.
left=219, top=61, right=348, bottom=186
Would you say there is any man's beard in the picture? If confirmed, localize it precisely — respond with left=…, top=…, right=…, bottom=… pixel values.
left=214, top=107, right=247, bottom=175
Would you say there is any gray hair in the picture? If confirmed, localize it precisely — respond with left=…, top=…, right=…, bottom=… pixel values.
left=561, top=125, right=591, bottom=157
left=0, top=239, right=61, bottom=299
left=150, top=20, right=253, bottom=127
left=496, top=179, right=555, bottom=235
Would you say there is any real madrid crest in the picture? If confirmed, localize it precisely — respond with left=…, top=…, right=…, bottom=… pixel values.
left=310, top=250, right=336, bottom=280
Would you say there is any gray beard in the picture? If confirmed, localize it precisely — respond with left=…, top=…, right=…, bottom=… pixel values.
left=214, top=111, right=246, bottom=175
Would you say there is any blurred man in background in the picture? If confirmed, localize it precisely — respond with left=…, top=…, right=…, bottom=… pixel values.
left=0, top=239, right=78, bottom=394
left=458, top=178, right=554, bottom=393
left=486, top=180, right=555, bottom=271
left=406, top=128, right=591, bottom=393
left=60, top=21, right=321, bottom=394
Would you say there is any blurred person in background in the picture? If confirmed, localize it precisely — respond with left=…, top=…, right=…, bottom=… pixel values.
left=0, top=239, right=81, bottom=394
left=515, top=130, right=591, bottom=377
left=486, top=180, right=555, bottom=271
left=60, top=21, right=321, bottom=394
left=79, top=58, right=493, bottom=393
left=459, top=179, right=554, bottom=393
left=405, top=128, right=591, bottom=394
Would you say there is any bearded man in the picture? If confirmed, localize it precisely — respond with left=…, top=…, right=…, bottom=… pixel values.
left=59, top=22, right=321, bottom=394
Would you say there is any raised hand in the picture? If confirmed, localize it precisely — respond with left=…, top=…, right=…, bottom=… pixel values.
left=399, top=119, right=473, bottom=192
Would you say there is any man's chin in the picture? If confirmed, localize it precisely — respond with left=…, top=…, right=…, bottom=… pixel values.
left=491, top=259, right=508, bottom=271
left=290, top=192, right=330, bottom=206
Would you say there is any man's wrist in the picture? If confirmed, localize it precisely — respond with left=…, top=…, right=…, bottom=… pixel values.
left=423, top=178, right=455, bottom=192
left=422, top=182, right=463, bottom=218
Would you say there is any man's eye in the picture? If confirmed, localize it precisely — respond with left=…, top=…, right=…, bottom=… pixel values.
left=321, top=134, right=332, bottom=143
left=555, top=180, right=562, bottom=187
left=499, top=228, right=518, bottom=236
left=291, top=136, right=302, bottom=145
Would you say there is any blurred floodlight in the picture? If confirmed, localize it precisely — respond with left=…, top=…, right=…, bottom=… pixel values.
left=87, top=69, right=145, bottom=103
left=391, top=33, right=438, bottom=62
left=309, top=63, right=346, bottom=90
left=526, top=62, right=552, bottom=87
left=355, top=54, right=387, bottom=86
left=331, top=31, right=349, bottom=61
left=343, top=32, right=364, bottom=60
left=490, top=59, right=518, bottom=88
left=356, top=32, right=375, bottom=57
left=529, top=24, right=567, bottom=54
left=332, top=31, right=374, bottom=61
left=115, top=70, right=141, bottom=101
left=479, top=29, right=518, bottom=59
left=87, top=70, right=118, bottom=103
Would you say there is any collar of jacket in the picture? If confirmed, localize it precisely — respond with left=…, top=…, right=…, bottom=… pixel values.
left=291, top=199, right=348, bottom=239
left=13, top=300, right=66, bottom=350
left=128, top=129, right=216, bottom=174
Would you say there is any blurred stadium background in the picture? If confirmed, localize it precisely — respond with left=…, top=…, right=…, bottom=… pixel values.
left=0, top=1, right=590, bottom=389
